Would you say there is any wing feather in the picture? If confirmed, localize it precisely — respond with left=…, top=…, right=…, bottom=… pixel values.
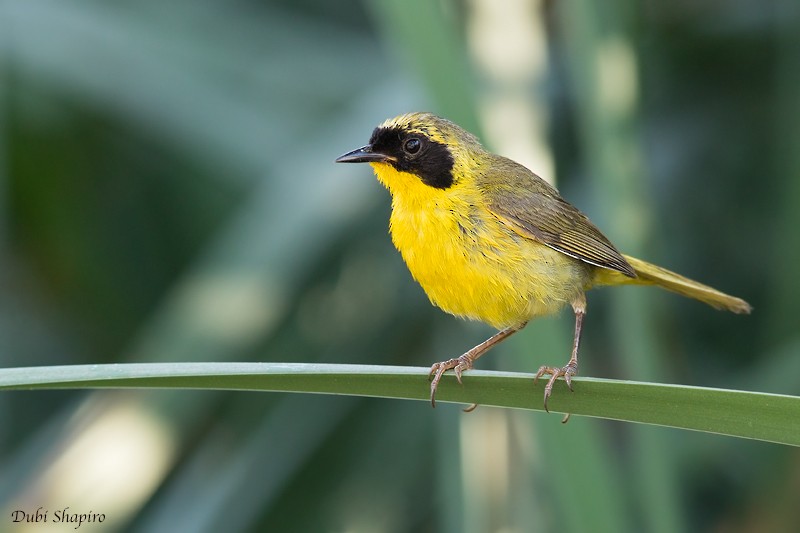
left=480, top=156, right=636, bottom=278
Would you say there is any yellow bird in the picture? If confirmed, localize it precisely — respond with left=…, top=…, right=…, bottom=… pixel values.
left=336, top=112, right=751, bottom=411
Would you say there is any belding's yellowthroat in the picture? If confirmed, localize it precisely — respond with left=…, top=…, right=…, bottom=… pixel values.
left=336, top=112, right=751, bottom=411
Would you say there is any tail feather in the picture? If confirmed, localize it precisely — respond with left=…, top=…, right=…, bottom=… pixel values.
left=595, top=254, right=752, bottom=314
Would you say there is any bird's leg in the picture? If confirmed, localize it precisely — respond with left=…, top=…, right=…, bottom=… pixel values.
left=428, top=324, right=525, bottom=408
left=534, top=294, right=586, bottom=413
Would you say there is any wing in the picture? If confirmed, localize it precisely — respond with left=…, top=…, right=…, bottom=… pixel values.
left=482, top=156, right=636, bottom=278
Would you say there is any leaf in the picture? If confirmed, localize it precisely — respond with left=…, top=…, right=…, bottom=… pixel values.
left=1, top=363, right=797, bottom=446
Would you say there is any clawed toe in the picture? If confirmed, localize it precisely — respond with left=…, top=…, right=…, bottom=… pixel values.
left=533, top=363, right=577, bottom=412
left=428, top=355, right=474, bottom=408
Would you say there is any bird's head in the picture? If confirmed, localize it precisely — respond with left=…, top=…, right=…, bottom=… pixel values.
left=335, top=112, right=484, bottom=193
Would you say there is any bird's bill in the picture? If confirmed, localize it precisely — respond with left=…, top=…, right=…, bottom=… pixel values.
left=335, top=145, right=394, bottom=164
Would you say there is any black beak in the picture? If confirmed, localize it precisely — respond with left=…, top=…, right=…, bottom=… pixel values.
left=335, top=145, right=393, bottom=164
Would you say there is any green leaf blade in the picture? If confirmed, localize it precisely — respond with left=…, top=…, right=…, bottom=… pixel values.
left=1, top=363, right=797, bottom=446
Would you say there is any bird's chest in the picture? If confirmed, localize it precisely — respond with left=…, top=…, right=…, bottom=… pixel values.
left=389, top=200, right=480, bottom=284
left=388, top=196, right=582, bottom=328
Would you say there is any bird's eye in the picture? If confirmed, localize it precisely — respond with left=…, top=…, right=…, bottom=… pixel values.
left=403, top=137, right=422, bottom=155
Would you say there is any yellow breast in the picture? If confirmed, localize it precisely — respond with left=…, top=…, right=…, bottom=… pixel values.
left=372, top=163, right=588, bottom=329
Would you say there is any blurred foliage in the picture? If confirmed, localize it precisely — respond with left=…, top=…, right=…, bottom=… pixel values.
left=1, top=0, right=798, bottom=532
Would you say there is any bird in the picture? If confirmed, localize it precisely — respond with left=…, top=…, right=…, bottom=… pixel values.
left=335, top=112, right=751, bottom=412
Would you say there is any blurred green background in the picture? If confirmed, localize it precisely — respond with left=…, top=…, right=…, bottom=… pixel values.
left=1, top=0, right=799, bottom=531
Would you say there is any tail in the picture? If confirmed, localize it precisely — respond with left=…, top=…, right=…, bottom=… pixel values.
left=594, top=254, right=752, bottom=314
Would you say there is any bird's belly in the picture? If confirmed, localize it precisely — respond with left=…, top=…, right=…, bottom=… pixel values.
left=390, top=208, right=589, bottom=329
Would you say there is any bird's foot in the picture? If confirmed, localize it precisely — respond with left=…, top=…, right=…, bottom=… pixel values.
left=533, top=361, right=578, bottom=413
left=428, top=354, right=474, bottom=408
